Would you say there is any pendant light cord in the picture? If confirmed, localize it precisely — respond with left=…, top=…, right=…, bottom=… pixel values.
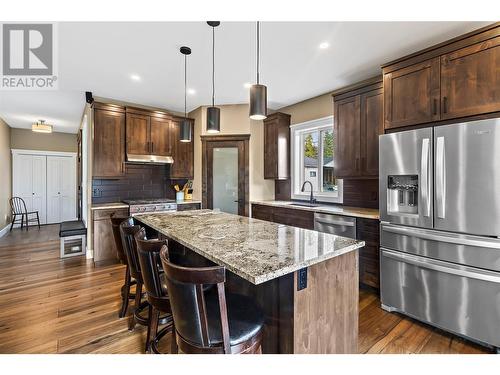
left=212, top=25, right=215, bottom=107
left=256, top=21, right=260, bottom=85
left=184, top=54, right=187, bottom=119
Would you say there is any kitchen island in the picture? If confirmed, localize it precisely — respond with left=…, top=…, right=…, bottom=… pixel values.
left=135, top=209, right=365, bottom=354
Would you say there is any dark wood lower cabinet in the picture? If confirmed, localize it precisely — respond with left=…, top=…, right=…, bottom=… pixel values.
left=176, top=202, right=201, bottom=211
left=92, top=208, right=128, bottom=266
left=356, top=218, right=380, bottom=290
left=251, top=204, right=314, bottom=230
left=252, top=203, right=380, bottom=290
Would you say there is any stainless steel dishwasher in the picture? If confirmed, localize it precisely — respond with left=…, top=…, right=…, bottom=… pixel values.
left=314, top=212, right=357, bottom=239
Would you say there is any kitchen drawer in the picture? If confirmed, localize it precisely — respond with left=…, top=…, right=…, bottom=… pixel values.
left=381, top=248, right=500, bottom=348
left=177, top=202, right=201, bottom=212
left=93, top=207, right=129, bottom=220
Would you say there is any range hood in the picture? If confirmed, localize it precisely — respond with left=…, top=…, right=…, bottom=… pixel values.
left=127, top=154, right=174, bottom=164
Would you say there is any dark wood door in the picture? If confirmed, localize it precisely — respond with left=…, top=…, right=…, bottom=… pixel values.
left=334, top=95, right=361, bottom=177
left=170, top=120, right=194, bottom=179
left=202, top=135, right=250, bottom=217
left=150, top=116, right=172, bottom=156
left=126, top=113, right=150, bottom=155
left=93, top=108, right=125, bottom=178
left=441, top=36, right=500, bottom=120
left=360, top=88, right=383, bottom=177
left=384, top=57, right=440, bottom=129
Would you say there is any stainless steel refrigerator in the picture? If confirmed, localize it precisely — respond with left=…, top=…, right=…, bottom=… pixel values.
left=379, top=117, right=500, bottom=351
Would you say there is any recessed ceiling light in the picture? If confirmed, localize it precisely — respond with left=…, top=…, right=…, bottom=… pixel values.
left=243, top=82, right=252, bottom=89
left=319, top=42, right=329, bottom=49
left=188, top=88, right=196, bottom=95
left=130, top=74, right=141, bottom=82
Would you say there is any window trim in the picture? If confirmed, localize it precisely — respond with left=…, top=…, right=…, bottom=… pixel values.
left=290, top=115, right=343, bottom=204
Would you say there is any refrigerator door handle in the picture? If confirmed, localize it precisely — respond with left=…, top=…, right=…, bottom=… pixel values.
left=420, top=138, right=431, bottom=217
left=436, top=136, right=446, bottom=218
left=381, top=248, right=500, bottom=284
left=382, top=224, right=500, bottom=249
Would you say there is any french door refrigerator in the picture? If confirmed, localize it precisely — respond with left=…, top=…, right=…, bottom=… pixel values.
left=379, top=118, right=500, bottom=351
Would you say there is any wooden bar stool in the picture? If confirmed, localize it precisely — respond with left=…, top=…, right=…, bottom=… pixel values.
left=119, top=220, right=150, bottom=345
left=135, top=229, right=174, bottom=353
left=159, top=246, right=264, bottom=354
left=110, top=216, right=136, bottom=318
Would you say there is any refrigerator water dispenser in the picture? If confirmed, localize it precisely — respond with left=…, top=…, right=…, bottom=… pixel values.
left=387, top=175, right=418, bottom=215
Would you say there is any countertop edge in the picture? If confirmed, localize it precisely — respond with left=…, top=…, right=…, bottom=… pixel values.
left=251, top=200, right=380, bottom=220
left=134, top=214, right=365, bottom=285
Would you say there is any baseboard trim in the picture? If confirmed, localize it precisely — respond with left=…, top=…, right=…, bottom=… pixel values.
left=0, top=224, right=10, bottom=238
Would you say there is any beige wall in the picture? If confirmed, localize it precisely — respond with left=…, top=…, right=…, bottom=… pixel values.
left=0, top=118, right=12, bottom=228
left=189, top=104, right=274, bottom=203
left=11, top=128, right=77, bottom=152
left=278, top=92, right=333, bottom=125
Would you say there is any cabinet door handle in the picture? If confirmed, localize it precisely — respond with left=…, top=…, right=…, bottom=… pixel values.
left=443, top=97, right=448, bottom=114
left=433, top=98, right=438, bottom=115
left=151, top=142, right=154, bottom=153
left=355, top=158, right=360, bottom=171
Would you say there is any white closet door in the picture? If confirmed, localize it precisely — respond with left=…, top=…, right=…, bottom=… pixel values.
left=60, top=156, right=76, bottom=222
left=14, top=154, right=34, bottom=210
left=31, top=156, right=47, bottom=224
left=46, top=156, right=61, bottom=224
left=47, top=156, right=76, bottom=223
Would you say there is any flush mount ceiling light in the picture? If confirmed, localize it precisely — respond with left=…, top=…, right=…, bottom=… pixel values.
left=187, top=88, right=196, bottom=95
left=130, top=74, right=141, bottom=82
left=319, top=41, right=329, bottom=49
left=32, top=120, right=53, bottom=133
left=249, top=21, right=267, bottom=120
left=206, top=21, right=221, bottom=134
left=180, top=46, right=192, bottom=143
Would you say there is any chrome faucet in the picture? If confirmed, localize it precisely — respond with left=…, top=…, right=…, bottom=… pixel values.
left=301, top=181, right=317, bottom=203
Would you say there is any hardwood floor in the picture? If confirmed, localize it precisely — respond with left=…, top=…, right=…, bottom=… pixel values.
left=0, top=225, right=492, bottom=354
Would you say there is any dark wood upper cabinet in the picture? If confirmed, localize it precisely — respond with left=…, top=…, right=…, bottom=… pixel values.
left=382, top=23, right=500, bottom=129
left=263, top=112, right=291, bottom=180
left=334, top=96, right=361, bottom=177
left=170, top=119, right=194, bottom=179
left=440, top=36, right=500, bottom=120
left=93, top=104, right=125, bottom=178
left=126, top=112, right=150, bottom=154
left=361, top=88, right=383, bottom=177
left=150, top=116, right=173, bottom=156
left=383, top=57, right=440, bottom=129
left=333, top=77, right=382, bottom=179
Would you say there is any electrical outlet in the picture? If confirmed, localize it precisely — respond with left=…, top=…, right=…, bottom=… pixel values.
left=297, top=268, right=308, bottom=291
left=92, top=188, right=102, bottom=197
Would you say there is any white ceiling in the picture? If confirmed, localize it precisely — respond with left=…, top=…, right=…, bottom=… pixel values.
left=0, top=21, right=490, bottom=133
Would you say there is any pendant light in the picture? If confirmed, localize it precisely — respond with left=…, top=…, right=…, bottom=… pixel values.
left=180, top=46, right=192, bottom=142
left=206, top=21, right=220, bottom=133
left=249, top=21, right=267, bottom=120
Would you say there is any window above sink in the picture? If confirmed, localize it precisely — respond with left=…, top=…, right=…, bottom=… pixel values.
left=290, top=116, right=343, bottom=204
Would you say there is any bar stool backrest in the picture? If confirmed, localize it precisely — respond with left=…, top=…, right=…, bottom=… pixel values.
left=119, top=218, right=142, bottom=281
left=134, top=228, right=167, bottom=300
left=110, top=216, right=129, bottom=264
left=159, top=246, right=231, bottom=353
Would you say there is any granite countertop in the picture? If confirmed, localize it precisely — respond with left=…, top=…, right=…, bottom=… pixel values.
left=251, top=200, right=379, bottom=220
left=134, top=209, right=364, bottom=285
left=91, top=202, right=129, bottom=210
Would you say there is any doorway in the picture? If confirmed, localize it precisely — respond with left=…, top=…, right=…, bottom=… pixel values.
left=202, top=134, right=249, bottom=216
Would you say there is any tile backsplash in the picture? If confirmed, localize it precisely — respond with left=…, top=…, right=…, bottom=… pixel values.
left=92, top=163, right=186, bottom=204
